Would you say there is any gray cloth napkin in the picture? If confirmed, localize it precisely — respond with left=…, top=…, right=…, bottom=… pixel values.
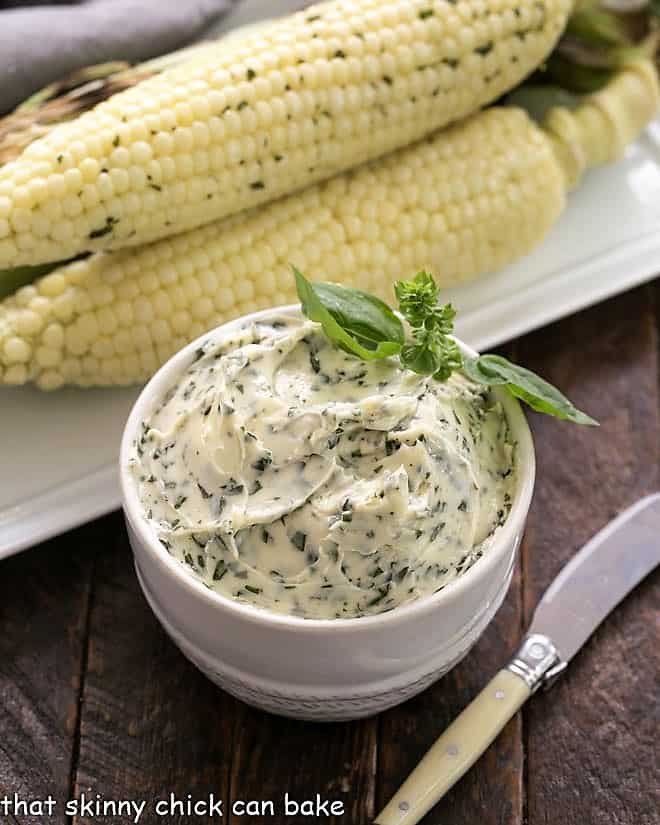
left=0, top=0, right=237, bottom=113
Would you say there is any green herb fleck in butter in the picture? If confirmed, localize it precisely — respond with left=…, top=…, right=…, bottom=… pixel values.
left=131, top=313, right=516, bottom=619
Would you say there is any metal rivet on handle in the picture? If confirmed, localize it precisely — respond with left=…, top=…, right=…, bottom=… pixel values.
left=495, top=689, right=505, bottom=700
left=446, top=744, right=459, bottom=756
left=399, top=801, right=410, bottom=812
left=530, top=643, right=546, bottom=659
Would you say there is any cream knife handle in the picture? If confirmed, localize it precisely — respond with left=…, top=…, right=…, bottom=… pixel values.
left=375, top=635, right=566, bottom=825
left=374, top=669, right=530, bottom=825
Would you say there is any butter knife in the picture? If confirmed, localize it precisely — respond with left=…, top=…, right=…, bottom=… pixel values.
left=375, top=493, right=660, bottom=825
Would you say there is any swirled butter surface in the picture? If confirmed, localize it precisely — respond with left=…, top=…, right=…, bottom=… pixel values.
left=131, top=312, right=516, bottom=619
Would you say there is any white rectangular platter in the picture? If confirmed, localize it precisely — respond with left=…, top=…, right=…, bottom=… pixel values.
left=2, top=0, right=659, bottom=559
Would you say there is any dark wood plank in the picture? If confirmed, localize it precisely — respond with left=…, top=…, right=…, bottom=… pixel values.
left=228, top=709, right=377, bottom=824
left=72, top=512, right=238, bottom=824
left=0, top=517, right=101, bottom=825
left=518, top=283, right=660, bottom=825
left=376, top=342, right=524, bottom=825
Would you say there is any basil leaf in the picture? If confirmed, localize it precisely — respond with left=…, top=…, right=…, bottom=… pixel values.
left=293, top=267, right=401, bottom=361
left=400, top=336, right=463, bottom=380
left=400, top=342, right=440, bottom=376
left=312, top=282, right=404, bottom=349
left=461, top=357, right=509, bottom=386
left=463, top=354, right=598, bottom=426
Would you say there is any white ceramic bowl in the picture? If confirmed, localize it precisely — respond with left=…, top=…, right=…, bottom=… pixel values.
left=120, top=306, right=535, bottom=721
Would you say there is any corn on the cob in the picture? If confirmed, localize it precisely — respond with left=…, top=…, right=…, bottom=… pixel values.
left=0, top=23, right=277, bottom=168
left=0, top=0, right=574, bottom=270
left=1, top=60, right=656, bottom=391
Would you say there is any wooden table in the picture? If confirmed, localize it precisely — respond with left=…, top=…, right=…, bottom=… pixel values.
left=1, top=284, right=658, bottom=825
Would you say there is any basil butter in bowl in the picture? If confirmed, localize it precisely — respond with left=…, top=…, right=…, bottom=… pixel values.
left=118, top=280, right=546, bottom=720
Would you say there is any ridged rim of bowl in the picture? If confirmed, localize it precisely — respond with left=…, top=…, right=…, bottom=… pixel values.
left=120, top=304, right=535, bottom=633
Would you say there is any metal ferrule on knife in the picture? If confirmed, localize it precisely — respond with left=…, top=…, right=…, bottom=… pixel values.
left=507, top=634, right=567, bottom=693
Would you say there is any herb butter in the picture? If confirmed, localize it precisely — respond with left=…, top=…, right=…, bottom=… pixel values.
left=131, top=313, right=516, bottom=619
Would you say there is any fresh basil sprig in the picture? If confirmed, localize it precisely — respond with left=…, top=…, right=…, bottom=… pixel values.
left=395, top=272, right=463, bottom=381
left=293, top=266, right=597, bottom=426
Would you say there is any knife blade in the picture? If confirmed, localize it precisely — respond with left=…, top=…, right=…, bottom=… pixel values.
left=375, top=494, right=660, bottom=825
left=529, top=493, right=660, bottom=663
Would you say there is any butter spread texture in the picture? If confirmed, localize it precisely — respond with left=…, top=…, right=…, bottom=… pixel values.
left=131, top=313, right=516, bottom=619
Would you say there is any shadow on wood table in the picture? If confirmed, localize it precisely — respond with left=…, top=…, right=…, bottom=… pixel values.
left=1, top=283, right=658, bottom=825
